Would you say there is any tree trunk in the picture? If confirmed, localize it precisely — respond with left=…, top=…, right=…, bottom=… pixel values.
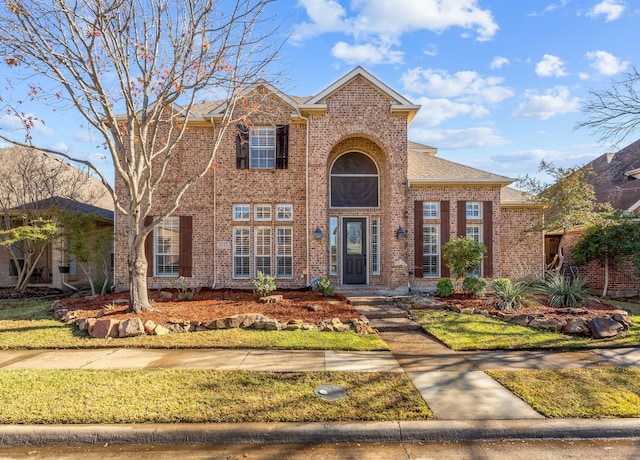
left=127, top=228, right=153, bottom=313
left=602, top=254, right=609, bottom=298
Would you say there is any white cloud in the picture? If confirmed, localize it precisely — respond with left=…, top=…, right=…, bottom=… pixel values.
left=412, top=97, right=488, bottom=127
left=535, top=54, right=568, bottom=77
left=411, top=127, right=508, bottom=149
left=490, top=56, right=509, bottom=69
left=586, top=0, right=625, bottom=21
left=402, top=68, right=514, bottom=104
left=585, top=50, right=629, bottom=75
left=331, top=41, right=403, bottom=64
left=512, top=86, right=580, bottom=120
left=293, top=0, right=499, bottom=65
left=0, top=113, right=55, bottom=137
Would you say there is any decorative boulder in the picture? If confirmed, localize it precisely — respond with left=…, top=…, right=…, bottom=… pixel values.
left=587, top=317, right=624, bottom=339
left=91, top=319, right=120, bottom=338
left=118, top=318, right=145, bottom=338
left=563, top=318, right=590, bottom=335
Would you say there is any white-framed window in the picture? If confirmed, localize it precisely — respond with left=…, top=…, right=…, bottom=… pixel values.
left=233, top=227, right=250, bottom=278
left=233, top=204, right=250, bottom=221
left=275, top=204, right=293, bottom=221
left=466, top=202, right=482, bottom=219
left=254, top=227, right=272, bottom=276
left=371, top=217, right=380, bottom=275
left=422, top=225, right=439, bottom=277
left=423, top=202, right=439, bottom=219
left=249, top=126, right=276, bottom=169
left=254, top=204, right=272, bottom=221
left=329, top=217, right=338, bottom=275
left=466, top=224, right=483, bottom=277
left=154, top=216, right=180, bottom=277
left=276, top=227, right=293, bottom=278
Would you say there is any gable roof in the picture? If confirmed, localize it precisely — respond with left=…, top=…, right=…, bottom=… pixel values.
left=12, top=196, right=114, bottom=221
left=588, top=139, right=640, bottom=211
left=299, top=66, right=420, bottom=122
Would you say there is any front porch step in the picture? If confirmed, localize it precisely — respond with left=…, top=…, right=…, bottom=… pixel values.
left=347, top=296, right=395, bottom=307
left=369, top=317, right=422, bottom=332
left=351, top=303, right=407, bottom=319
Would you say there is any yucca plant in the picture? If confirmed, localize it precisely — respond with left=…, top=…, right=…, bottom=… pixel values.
left=492, top=278, right=534, bottom=311
left=539, top=272, right=588, bottom=308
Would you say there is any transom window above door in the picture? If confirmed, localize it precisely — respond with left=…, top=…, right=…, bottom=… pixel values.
left=330, top=152, right=379, bottom=208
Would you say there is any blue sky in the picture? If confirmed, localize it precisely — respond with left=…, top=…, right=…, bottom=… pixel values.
left=1, top=0, right=638, bottom=185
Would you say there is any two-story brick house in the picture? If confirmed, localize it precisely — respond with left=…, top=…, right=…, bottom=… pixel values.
left=114, top=67, right=543, bottom=293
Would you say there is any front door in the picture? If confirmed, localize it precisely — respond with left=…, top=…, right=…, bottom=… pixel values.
left=343, top=218, right=367, bottom=284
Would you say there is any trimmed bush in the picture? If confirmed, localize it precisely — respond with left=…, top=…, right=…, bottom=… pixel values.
left=463, top=276, right=487, bottom=297
left=539, top=272, right=588, bottom=308
left=313, top=277, right=335, bottom=297
left=252, top=271, right=276, bottom=298
left=435, top=278, right=454, bottom=297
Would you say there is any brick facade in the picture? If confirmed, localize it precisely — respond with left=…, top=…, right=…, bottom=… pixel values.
left=113, top=67, right=543, bottom=293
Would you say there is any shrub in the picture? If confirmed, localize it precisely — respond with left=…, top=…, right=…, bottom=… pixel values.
left=252, top=271, right=277, bottom=298
left=540, top=272, right=588, bottom=308
left=492, top=278, right=533, bottom=311
left=462, top=276, right=487, bottom=297
left=313, top=277, right=335, bottom=297
left=442, top=237, right=487, bottom=289
left=435, top=278, right=454, bottom=297
left=173, top=276, right=196, bottom=301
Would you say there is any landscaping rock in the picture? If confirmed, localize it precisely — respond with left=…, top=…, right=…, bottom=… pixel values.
left=144, top=320, right=157, bottom=334
left=564, top=318, right=590, bottom=335
left=528, top=317, right=567, bottom=332
left=167, top=323, right=188, bottom=333
left=459, top=307, right=475, bottom=315
left=118, top=318, right=145, bottom=338
left=91, top=319, right=120, bottom=338
left=160, top=291, right=174, bottom=300
left=259, top=295, right=283, bottom=303
left=154, top=324, right=171, bottom=336
left=509, top=315, right=533, bottom=326
left=263, top=318, right=281, bottom=330
left=113, top=299, right=129, bottom=304
left=285, top=319, right=304, bottom=330
left=588, top=317, right=624, bottom=339
left=613, top=312, right=634, bottom=329
left=52, top=308, right=68, bottom=321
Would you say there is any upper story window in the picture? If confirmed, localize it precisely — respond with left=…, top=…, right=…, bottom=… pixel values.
left=236, top=124, right=289, bottom=170
left=423, top=202, right=439, bottom=219
left=275, top=204, right=293, bottom=221
left=466, top=202, right=482, bottom=219
left=330, top=152, right=379, bottom=208
left=233, top=204, right=250, bottom=221
left=255, top=204, right=272, bottom=221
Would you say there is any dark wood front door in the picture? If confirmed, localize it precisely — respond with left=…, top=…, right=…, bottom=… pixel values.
left=343, top=218, right=367, bottom=284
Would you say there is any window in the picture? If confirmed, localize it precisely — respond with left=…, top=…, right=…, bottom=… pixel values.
left=422, top=225, right=439, bottom=277
left=466, top=224, right=482, bottom=276
left=233, top=204, right=250, bottom=221
left=236, top=125, right=288, bottom=170
left=276, top=227, right=293, bottom=278
left=255, top=204, right=272, bottom=221
left=275, top=204, right=293, bottom=221
left=371, top=217, right=380, bottom=275
left=330, top=152, right=379, bottom=208
left=233, top=227, right=250, bottom=278
left=329, top=217, right=338, bottom=275
left=249, top=127, right=276, bottom=169
left=466, top=202, right=482, bottom=219
left=254, top=227, right=272, bottom=276
left=423, top=202, right=439, bottom=219
left=154, top=217, right=180, bottom=277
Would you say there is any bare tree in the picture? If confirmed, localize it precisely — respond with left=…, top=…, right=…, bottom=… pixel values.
left=577, top=67, right=640, bottom=144
left=0, top=146, right=104, bottom=291
left=0, top=0, right=281, bottom=312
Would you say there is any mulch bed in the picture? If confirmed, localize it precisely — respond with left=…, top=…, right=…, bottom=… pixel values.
left=56, top=288, right=363, bottom=325
left=0, top=287, right=65, bottom=300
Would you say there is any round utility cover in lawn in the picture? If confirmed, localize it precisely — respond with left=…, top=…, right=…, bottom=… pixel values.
left=314, top=384, right=348, bottom=401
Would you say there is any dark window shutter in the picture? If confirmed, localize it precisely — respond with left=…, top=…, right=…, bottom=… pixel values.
left=483, top=201, right=493, bottom=278
left=457, top=201, right=466, bottom=238
left=179, top=216, right=193, bottom=278
left=276, top=125, right=289, bottom=169
left=144, top=215, right=154, bottom=277
left=441, top=201, right=450, bottom=277
left=414, top=201, right=424, bottom=278
left=236, top=124, right=249, bottom=169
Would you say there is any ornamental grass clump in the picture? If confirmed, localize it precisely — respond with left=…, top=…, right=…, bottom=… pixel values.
left=492, top=278, right=533, bottom=311
left=540, top=272, right=588, bottom=308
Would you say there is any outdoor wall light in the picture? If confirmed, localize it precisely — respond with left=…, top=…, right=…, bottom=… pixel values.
left=314, top=227, right=323, bottom=240
left=396, top=226, right=406, bottom=240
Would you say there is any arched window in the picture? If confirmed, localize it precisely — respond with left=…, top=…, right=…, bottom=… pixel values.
left=330, top=152, right=379, bottom=208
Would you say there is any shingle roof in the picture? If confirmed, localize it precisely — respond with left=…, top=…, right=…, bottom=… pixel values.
left=588, top=139, right=640, bottom=211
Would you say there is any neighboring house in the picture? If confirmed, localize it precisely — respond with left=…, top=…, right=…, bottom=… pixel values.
left=114, top=67, right=543, bottom=293
left=0, top=146, right=114, bottom=290
left=561, top=139, right=640, bottom=296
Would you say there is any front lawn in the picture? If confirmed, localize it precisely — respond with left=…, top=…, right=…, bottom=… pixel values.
left=0, top=299, right=388, bottom=351
left=488, top=368, right=640, bottom=418
left=412, top=309, right=640, bottom=351
left=0, top=369, right=432, bottom=424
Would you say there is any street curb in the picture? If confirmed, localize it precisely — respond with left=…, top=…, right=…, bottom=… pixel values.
left=1, top=419, right=639, bottom=446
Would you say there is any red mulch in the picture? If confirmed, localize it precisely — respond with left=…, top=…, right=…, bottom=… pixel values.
left=439, top=293, right=622, bottom=322
left=57, top=288, right=362, bottom=325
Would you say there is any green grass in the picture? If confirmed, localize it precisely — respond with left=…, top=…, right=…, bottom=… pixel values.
left=0, top=299, right=388, bottom=351
left=412, top=309, right=640, bottom=351
left=488, top=368, right=640, bottom=418
left=0, top=369, right=432, bottom=424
